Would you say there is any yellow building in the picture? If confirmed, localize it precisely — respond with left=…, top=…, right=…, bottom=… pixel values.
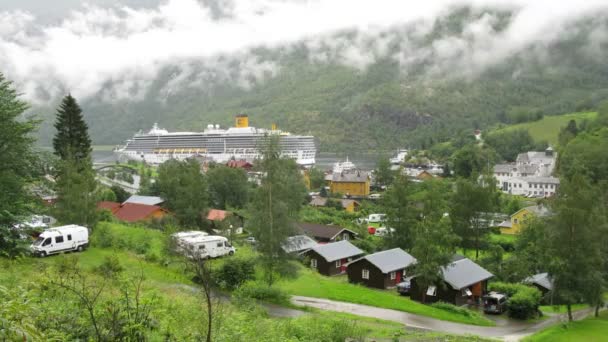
left=328, top=171, right=370, bottom=197
left=499, top=205, right=550, bottom=235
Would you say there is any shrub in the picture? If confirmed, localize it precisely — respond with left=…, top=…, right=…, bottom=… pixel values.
left=96, top=255, right=124, bottom=278
left=489, top=282, right=542, bottom=319
left=92, top=223, right=114, bottom=248
left=213, top=258, right=256, bottom=290
left=233, top=283, right=290, bottom=305
left=507, top=286, right=542, bottom=320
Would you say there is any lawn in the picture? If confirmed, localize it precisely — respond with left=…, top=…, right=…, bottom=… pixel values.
left=539, top=303, right=589, bottom=314
left=523, top=310, right=608, bottom=342
left=492, top=111, right=597, bottom=145
left=277, top=267, right=495, bottom=326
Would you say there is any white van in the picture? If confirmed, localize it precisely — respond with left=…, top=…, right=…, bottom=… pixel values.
left=30, top=225, right=89, bottom=257
left=182, top=235, right=235, bottom=259
left=368, top=213, right=387, bottom=223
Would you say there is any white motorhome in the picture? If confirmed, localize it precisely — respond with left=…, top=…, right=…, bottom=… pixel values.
left=368, top=214, right=387, bottom=223
left=30, top=225, right=89, bottom=257
left=181, top=235, right=235, bottom=259
left=171, top=231, right=209, bottom=253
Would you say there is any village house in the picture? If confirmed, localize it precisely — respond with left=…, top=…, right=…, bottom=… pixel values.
left=493, top=148, right=559, bottom=197
left=498, top=204, right=550, bottom=235
left=410, top=255, right=494, bottom=305
left=523, top=272, right=554, bottom=304
left=206, top=209, right=244, bottom=235
left=97, top=201, right=169, bottom=223
left=309, top=197, right=360, bottom=213
left=346, top=248, right=417, bottom=289
left=296, top=222, right=358, bottom=243
left=281, top=235, right=318, bottom=254
left=123, top=195, right=164, bottom=206
left=303, top=240, right=365, bottom=276
left=327, top=171, right=370, bottom=197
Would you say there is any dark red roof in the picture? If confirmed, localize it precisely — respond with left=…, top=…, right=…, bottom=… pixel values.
left=226, top=160, right=253, bottom=169
left=114, top=203, right=166, bottom=222
left=97, top=201, right=121, bottom=213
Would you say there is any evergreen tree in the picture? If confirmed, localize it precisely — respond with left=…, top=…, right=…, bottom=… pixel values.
left=54, top=156, right=98, bottom=227
left=52, top=94, right=97, bottom=227
left=248, top=135, right=307, bottom=286
left=0, top=73, right=39, bottom=257
left=53, top=94, right=91, bottom=163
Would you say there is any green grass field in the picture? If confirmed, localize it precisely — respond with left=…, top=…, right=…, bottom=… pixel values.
left=523, top=310, right=608, bottom=342
left=492, top=112, right=597, bottom=145
left=277, top=267, right=495, bottom=326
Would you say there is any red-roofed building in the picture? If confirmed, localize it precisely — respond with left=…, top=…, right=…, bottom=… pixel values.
left=207, top=209, right=230, bottom=221
left=97, top=201, right=121, bottom=213
left=205, top=209, right=244, bottom=234
left=97, top=201, right=169, bottom=223
left=226, top=159, right=253, bottom=170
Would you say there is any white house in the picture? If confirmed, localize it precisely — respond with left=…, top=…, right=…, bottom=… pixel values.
left=493, top=147, right=559, bottom=197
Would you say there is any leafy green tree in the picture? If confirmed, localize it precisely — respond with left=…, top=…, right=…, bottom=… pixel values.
left=484, top=129, right=536, bottom=162
left=52, top=94, right=91, bottom=163
left=157, top=159, right=208, bottom=227
left=374, top=156, right=394, bottom=188
left=110, top=184, right=130, bottom=203
left=450, top=174, right=499, bottom=259
left=248, top=135, right=307, bottom=286
left=411, top=181, right=459, bottom=303
left=382, top=174, right=416, bottom=250
left=547, top=173, right=605, bottom=321
left=307, top=167, right=326, bottom=190
left=206, top=165, right=249, bottom=209
left=0, top=74, right=39, bottom=257
left=558, top=128, right=608, bottom=184
left=452, top=144, right=495, bottom=178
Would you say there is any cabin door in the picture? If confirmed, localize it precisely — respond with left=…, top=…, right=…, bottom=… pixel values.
left=396, top=271, right=401, bottom=283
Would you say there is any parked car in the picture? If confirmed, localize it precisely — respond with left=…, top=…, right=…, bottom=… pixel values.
left=483, top=292, right=508, bottom=314
left=30, top=225, right=89, bottom=257
left=368, top=193, right=382, bottom=200
left=374, top=227, right=395, bottom=237
left=396, top=277, right=413, bottom=295
left=244, top=236, right=257, bottom=244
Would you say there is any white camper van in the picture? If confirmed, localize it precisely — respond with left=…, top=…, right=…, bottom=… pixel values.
left=368, top=213, right=387, bottom=223
left=182, top=235, right=235, bottom=259
left=30, top=225, right=89, bottom=257
left=171, top=231, right=209, bottom=253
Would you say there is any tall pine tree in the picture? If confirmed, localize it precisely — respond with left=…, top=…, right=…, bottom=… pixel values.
left=53, top=94, right=91, bottom=163
left=52, top=94, right=97, bottom=227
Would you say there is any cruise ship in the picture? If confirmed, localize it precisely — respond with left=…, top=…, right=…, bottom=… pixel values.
left=114, top=115, right=316, bottom=166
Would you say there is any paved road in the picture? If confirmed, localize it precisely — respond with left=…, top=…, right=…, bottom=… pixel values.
left=292, top=296, right=599, bottom=341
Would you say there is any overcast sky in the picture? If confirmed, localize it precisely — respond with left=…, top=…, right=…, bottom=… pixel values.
left=1, top=0, right=607, bottom=102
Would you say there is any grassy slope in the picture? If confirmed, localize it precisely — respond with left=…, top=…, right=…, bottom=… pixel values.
left=277, top=267, right=494, bottom=326
left=492, top=112, right=597, bottom=145
left=523, top=310, right=608, bottom=342
left=1, top=222, right=494, bottom=341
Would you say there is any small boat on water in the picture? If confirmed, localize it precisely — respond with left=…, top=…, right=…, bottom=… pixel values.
left=333, top=157, right=356, bottom=173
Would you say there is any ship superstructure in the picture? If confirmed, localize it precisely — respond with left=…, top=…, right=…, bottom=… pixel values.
left=114, top=115, right=316, bottom=166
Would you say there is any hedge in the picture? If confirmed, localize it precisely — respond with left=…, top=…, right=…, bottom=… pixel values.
left=488, top=281, right=542, bottom=319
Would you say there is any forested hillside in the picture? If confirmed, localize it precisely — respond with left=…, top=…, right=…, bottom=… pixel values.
left=32, top=7, right=608, bottom=152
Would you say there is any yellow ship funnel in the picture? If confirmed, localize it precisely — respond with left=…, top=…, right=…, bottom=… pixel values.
left=271, top=123, right=277, bottom=130
left=235, top=114, right=249, bottom=128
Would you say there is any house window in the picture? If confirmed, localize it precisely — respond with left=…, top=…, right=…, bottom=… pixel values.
left=362, top=269, right=369, bottom=279
left=343, top=233, right=349, bottom=240
left=426, top=285, right=437, bottom=296
left=514, top=219, right=518, bottom=224
left=55, top=236, right=64, bottom=243
left=310, top=259, right=317, bottom=268
left=390, top=272, right=396, bottom=280
left=462, top=288, right=473, bottom=296
left=335, top=260, right=341, bottom=268
left=402, top=269, right=407, bottom=277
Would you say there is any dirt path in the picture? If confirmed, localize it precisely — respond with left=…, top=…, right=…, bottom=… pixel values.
left=292, top=296, right=599, bottom=341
